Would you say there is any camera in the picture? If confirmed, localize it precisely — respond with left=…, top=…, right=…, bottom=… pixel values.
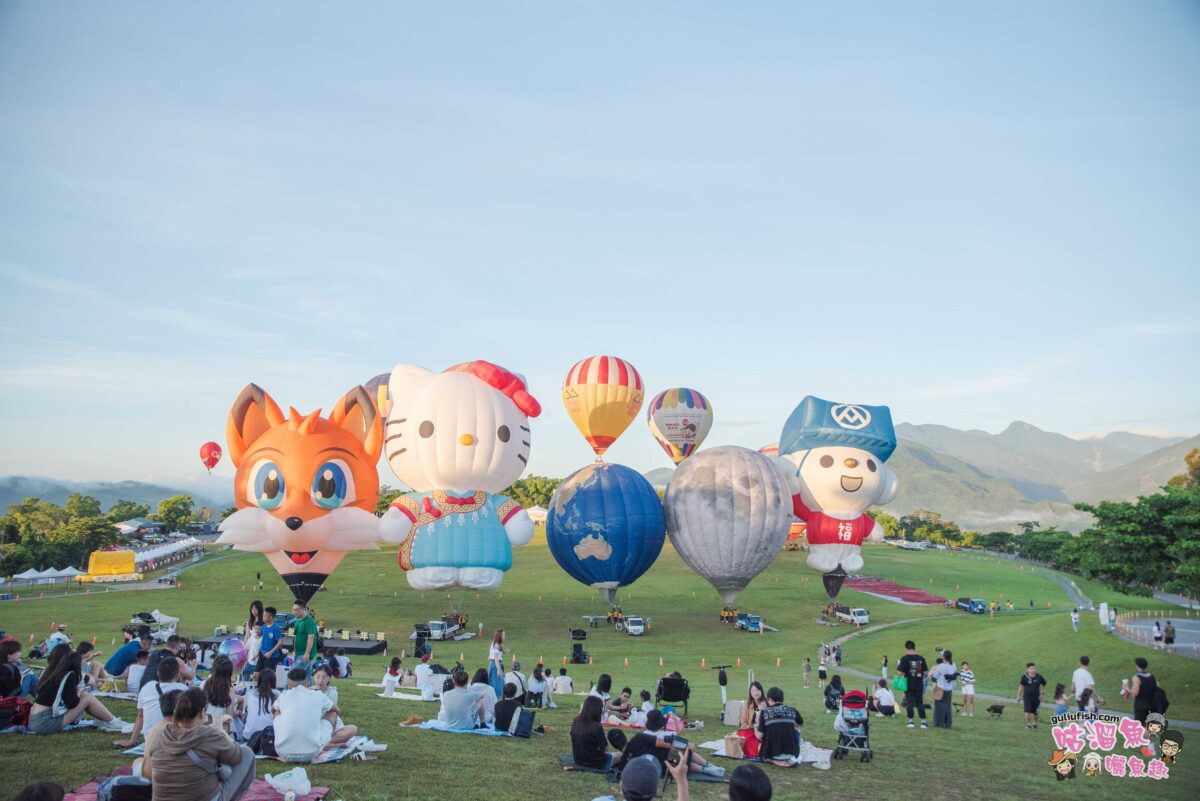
left=177, top=639, right=197, bottom=663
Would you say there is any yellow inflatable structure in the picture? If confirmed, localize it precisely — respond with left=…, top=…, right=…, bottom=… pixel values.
left=76, top=549, right=142, bottom=583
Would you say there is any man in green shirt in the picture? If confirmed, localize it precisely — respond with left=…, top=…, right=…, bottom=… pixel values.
left=291, top=600, right=319, bottom=681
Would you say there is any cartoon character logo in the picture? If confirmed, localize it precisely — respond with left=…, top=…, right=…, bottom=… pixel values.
left=777, top=396, right=900, bottom=599
left=218, top=384, right=383, bottom=602
left=1048, top=750, right=1078, bottom=781
left=379, top=360, right=540, bottom=591
left=1146, top=712, right=1167, bottom=739
left=1081, top=752, right=1102, bottom=776
left=1160, top=730, right=1183, bottom=764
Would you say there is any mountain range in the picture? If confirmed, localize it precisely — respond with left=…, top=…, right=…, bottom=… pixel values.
left=644, top=425, right=1197, bottom=533
left=0, top=476, right=231, bottom=516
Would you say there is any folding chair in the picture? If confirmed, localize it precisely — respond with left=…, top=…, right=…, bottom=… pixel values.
left=655, top=677, right=690, bottom=718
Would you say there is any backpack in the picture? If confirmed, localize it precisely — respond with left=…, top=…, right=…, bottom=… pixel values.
left=248, top=724, right=277, bottom=757
left=97, top=775, right=152, bottom=801
left=510, top=708, right=535, bottom=739
left=0, top=695, right=32, bottom=728
left=1152, top=686, right=1169, bottom=715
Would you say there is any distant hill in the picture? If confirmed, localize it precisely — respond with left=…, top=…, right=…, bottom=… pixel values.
left=643, top=467, right=674, bottom=488
left=0, top=476, right=231, bottom=515
left=1067, top=434, right=1200, bottom=503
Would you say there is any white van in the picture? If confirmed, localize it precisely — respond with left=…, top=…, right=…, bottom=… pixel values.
left=836, top=607, right=870, bottom=626
left=624, top=616, right=646, bottom=636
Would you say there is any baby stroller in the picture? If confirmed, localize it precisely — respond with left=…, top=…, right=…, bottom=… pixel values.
left=833, top=690, right=873, bottom=763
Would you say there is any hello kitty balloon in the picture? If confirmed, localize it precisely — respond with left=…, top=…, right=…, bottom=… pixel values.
left=379, top=360, right=542, bottom=591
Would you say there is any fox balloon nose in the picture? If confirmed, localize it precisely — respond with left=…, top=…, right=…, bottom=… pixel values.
left=285, top=516, right=304, bottom=531
left=459, top=433, right=476, bottom=446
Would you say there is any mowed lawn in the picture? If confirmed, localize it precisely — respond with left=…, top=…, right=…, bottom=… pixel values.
left=1, top=543, right=1197, bottom=800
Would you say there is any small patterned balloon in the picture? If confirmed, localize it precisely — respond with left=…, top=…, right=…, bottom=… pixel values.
left=217, top=636, right=248, bottom=673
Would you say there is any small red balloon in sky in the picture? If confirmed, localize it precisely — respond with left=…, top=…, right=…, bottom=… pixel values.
left=200, top=441, right=222, bottom=472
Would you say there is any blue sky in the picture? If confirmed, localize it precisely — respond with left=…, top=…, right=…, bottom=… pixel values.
left=1, top=1, right=1197, bottom=491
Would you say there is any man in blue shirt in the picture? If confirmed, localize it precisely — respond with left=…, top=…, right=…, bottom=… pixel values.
left=258, top=606, right=284, bottom=675
left=105, top=634, right=151, bottom=681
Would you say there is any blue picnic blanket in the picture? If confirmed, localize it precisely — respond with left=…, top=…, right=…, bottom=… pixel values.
left=418, top=720, right=511, bottom=736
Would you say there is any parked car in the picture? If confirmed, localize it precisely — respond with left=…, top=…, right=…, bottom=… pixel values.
left=955, top=598, right=987, bottom=614
left=734, top=613, right=763, bottom=633
left=624, top=616, right=646, bottom=636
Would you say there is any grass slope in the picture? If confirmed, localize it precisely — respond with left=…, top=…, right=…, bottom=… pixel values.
left=1, top=544, right=1196, bottom=801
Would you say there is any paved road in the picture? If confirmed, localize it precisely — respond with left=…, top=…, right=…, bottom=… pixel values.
left=1123, top=617, right=1200, bottom=655
left=825, top=617, right=1200, bottom=730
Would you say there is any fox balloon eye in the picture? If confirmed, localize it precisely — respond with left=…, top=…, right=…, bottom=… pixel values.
left=252, top=461, right=285, bottom=510
left=819, top=455, right=835, bottom=468
left=312, top=460, right=351, bottom=509
left=497, top=425, right=510, bottom=443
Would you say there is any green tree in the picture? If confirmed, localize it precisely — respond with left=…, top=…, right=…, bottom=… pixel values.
left=156, top=494, right=195, bottom=533
left=220, top=506, right=239, bottom=521
left=1167, top=447, right=1200, bottom=491
left=503, top=476, right=563, bottom=509
left=63, top=492, right=103, bottom=520
left=867, top=511, right=900, bottom=538
left=376, top=485, right=406, bottom=516
left=108, top=499, right=151, bottom=522
left=976, top=531, right=1016, bottom=553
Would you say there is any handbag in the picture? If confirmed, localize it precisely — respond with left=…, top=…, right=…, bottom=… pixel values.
left=892, top=675, right=907, bottom=692
left=510, top=708, right=535, bottom=738
left=933, top=686, right=944, bottom=701
left=724, top=733, right=745, bottom=759
left=98, top=775, right=152, bottom=801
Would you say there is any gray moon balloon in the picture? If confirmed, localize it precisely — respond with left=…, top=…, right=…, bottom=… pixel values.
left=663, top=445, right=793, bottom=605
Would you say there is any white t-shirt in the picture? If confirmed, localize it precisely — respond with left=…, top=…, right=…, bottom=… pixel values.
left=488, top=643, right=503, bottom=665
left=244, top=633, right=262, bottom=664
left=551, top=675, right=574, bottom=694
left=504, top=671, right=527, bottom=697
left=137, top=680, right=188, bottom=736
left=874, top=687, right=896, bottom=708
left=588, top=688, right=610, bottom=703
left=243, top=688, right=277, bottom=740
left=472, top=682, right=498, bottom=724
left=126, top=664, right=147, bottom=694
left=273, top=686, right=334, bottom=757
left=1071, top=667, right=1095, bottom=700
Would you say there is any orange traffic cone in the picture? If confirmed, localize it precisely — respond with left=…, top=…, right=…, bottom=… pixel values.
left=563, top=656, right=568, bottom=666
left=700, top=657, right=706, bottom=668
left=624, top=657, right=629, bottom=667
left=736, top=657, right=741, bottom=667
left=588, top=656, right=593, bottom=666
left=659, top=657, right=664, bottom=668
left=776, top=658, right=781, bottom=668
left=92, top=637, right=97, bottom=645
left=460, top=653, right=465, bottom=662
left=539, top=655, right=544, bottom=665
left=28, top=634, right=34, bottom=643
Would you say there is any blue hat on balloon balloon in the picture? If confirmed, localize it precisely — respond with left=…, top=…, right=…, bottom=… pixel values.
left=779, top=395, right=897, bottom=462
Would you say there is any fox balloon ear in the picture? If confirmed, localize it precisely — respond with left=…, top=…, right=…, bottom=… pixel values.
left=227, top=384, right=286, bottom=466
left=876, top=466, right=900, bottom=505
left=331, top=385, right=384, bottom=462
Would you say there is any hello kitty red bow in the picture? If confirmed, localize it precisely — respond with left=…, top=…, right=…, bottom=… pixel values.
left=446, top=360, right=542, bottom=418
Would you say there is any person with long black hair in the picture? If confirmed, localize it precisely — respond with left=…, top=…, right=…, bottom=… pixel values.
left=243, top=669, right=277, bottom=742
left=737, top=681, right=768, bottom=758
left=571, top=694, right=624, bottom=770
left=142, top=686, right=254, bottom=801
left=204, top=655, right=244, bottom=737
left=823, top=675, right=845, bottom=713
left=470, top=667, right=498, bottom=725
left=28, top=644, right=128, bottom=735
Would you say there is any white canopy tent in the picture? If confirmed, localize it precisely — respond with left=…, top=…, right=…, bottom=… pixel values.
left=134, top=537, right=201, bottom=567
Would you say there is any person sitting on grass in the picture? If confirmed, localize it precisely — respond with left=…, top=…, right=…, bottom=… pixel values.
left=242, top=669, right=277, bottom=743
left=439, top=669, right=485, bottom=730
left=572, top=695, right=625, bottom=770
left=552, top=666, right=574, bottom=696
left=13, top=781, right=65, bottom=801
left=756, top=687, right=803, bottom=766
left=28, top=644, right=129, bottom=735
left=823, top=675, right=844, bottom=714
left=527, top=665, right=553, bottom=709
left=504, top=661, right=528, bottom=706
left=313, top=663, right=348, bottom=730
left=273, top=667, right=357, bottom=762
left=729, top=763, right=773, bottom=801
left=115, top=655, right=190, bottom=747
left=589, top=673, right=613, bottom=705
left=141, top=686, right=255, bottom=801
left=493, top=681, right=522, bottom=732
left=74, top=641, right=107, bottom=687
left=204, top=655, right=245, bottom=737
left=414, top=653, right=435, bottom=698
left=471, top=668, right=498, bottom=725
left=1, top=639, right=38, bottom=699
left=103, top=634, right=152, bottom=687
left=871, top=679, right=896, bottom=717
left=621, top=709, right=725, bottom=778
left=145, top=635, right=197, bottom=686
left=382, top=657, right=405, bottom=697
left=608, top=686, right=635, bottom=722
left=126, top=650, right=150, bottom=695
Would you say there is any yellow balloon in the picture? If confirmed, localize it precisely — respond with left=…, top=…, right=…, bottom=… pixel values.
left=562, top=355, right=644, bottom=458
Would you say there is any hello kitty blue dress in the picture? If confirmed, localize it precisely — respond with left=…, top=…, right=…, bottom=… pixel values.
left=391, top=489, right=522, bottom=573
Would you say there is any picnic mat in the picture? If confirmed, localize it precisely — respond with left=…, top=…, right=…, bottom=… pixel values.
left=374, top=691, right=433, bottom=701
left=2, top=720, right=98, bottom=735
left=124, top=735, right=386, bottom=763
left=96, top=691, right=138, bottom=702
left=398, top=720, right=511, bottom=736
left=555, top=754, right=727, bottom=783
left=698, top=738, right=832, bottom=770
left=65, top=767, right=330, bottom=801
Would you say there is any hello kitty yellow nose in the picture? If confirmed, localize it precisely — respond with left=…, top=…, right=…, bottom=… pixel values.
left=459, top=433, right=476, bottom=446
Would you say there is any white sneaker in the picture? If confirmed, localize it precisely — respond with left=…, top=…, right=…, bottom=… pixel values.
left=907, top=721, right=915, bottom=728
left=99, top=718, right=133, bottom=734
left=358, top=739, right=388, bottom=752
left=920, top=722, right=928, bottom=729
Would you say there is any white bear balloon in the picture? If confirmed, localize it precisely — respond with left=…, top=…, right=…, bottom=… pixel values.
left=777, top=396, right=899, bottom=601
left=379, top=361, right=541, bottom=591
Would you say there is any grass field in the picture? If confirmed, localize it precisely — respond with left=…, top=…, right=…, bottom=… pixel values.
left=1, top=542, right=1196, bottom=800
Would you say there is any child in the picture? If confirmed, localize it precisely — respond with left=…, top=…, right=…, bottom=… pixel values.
left=382, top=657, right=403, bottom=697
left=334, top=648, right=352, bottom=679
left=126, top=651, right=150, bottom=695
left=243, top=624, right=262, bottom=681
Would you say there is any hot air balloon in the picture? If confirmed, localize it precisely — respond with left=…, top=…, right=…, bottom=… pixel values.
left=562, top=355, right=643, bottom=459
left=199, top=442, right=222, bottom=473
left=647, top=388, right=713, bottom=464
left=364, top=372, right=390, bottom=416
left=546, top=463, right=665, bottom=604
left=663, top=446, right=792, bottom=613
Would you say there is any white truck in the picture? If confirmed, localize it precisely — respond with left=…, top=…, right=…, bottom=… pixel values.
left=835, top=606, right=870, bottom=626
left=624, top=616, right=646, bottom=636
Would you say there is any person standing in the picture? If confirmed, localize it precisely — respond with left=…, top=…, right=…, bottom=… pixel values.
left=1164, top=621, right=1176, bottom=653
left=257, top=608, right=284, bottom=677
left=897, top=640, right=929, bottom=729
left=834, top=645, right=842, bottom=667
left=959, top=661, right=975, bottom=717
left=802, top=657, right=811, bottom=689
left=881, top=655, right=888, bottom=680
left=929, top=650, right=956, bottom=728
left=487, top=629, right=507, bottom=697
left=1070, top=608, right=1079, bottom=633
left=1152, top=621, right=1163, bottom=650
left=1017, top=662, right=1047, bottom=728
left=817, top=656, right=828, bottom=689
left=1130, top=657, right=1158, bottom=724
left=290, top=601, right=319, bottom=679
left=1071, top=656, right=1097, bottom=713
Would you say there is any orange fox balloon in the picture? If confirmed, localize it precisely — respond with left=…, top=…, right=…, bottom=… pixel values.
left=217, top=384, right=383, bottom=602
